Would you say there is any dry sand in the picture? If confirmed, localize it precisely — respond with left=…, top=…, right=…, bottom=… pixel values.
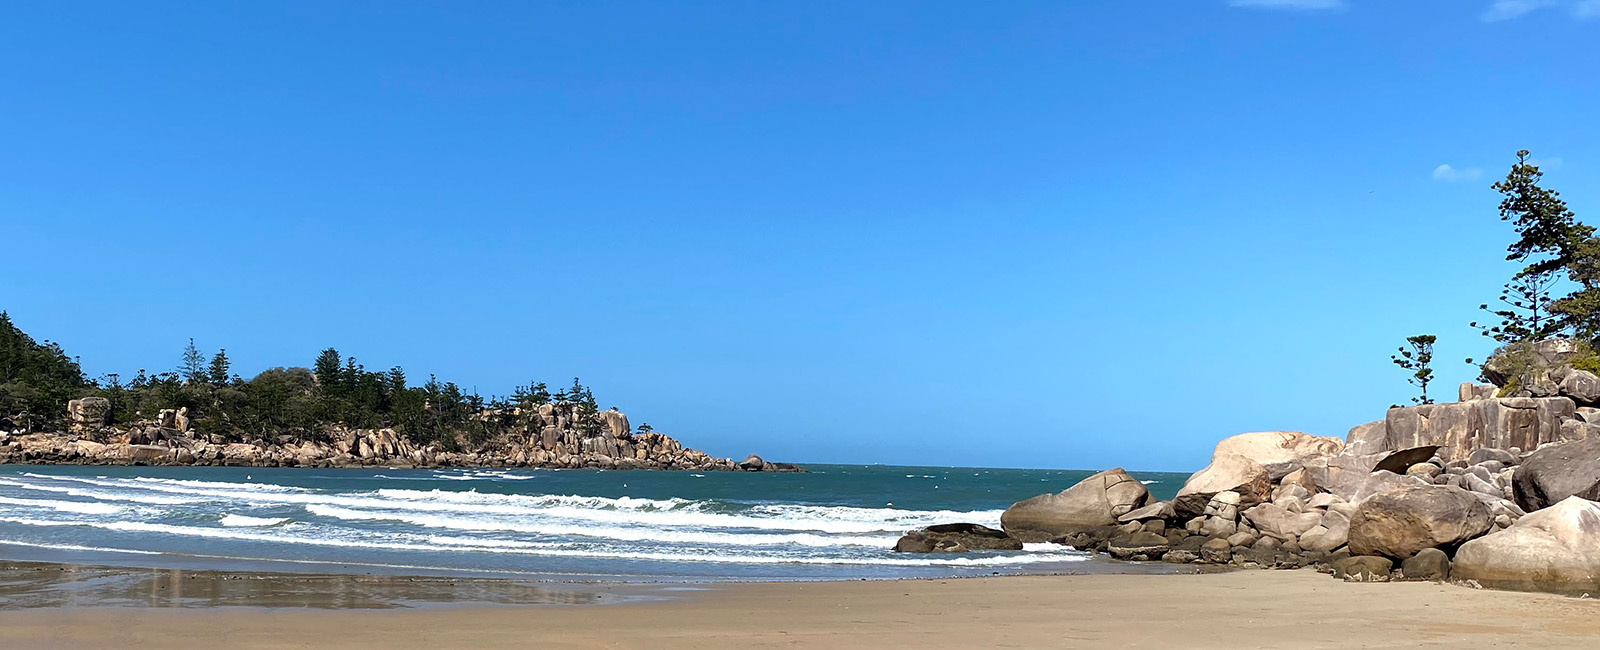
left=3, top=569, right=1599, bottom=649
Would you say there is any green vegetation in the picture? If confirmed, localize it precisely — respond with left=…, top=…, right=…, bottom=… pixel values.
left=1393, top=150, right=1600, bottom=401
left=0, top=312, right=88, bottom=430
left=0, top=313, right=615, bottom=449
left=1471, top=151, right=1598, bottom=345
left=1392, top=334, right=1437, bottom=405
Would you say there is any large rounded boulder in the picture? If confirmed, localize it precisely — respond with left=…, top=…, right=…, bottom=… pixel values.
left=1000, top=468, right=1149, bottom=542
left=1512, top=436, right=1600, bottom=512
left=1452, top=496, right=1600, bottom=595
left=1348, top=484, right=1492, bottom=559
left=1211, top=431, right=1345, bottom=480
left=1173, top=454, right=1272, bottom=517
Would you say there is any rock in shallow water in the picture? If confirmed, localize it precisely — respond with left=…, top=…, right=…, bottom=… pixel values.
left=893, top=523, right=1023, bottom=554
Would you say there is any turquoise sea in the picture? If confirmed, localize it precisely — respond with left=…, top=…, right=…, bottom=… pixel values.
left=0, top=464, right=1186, bottom=582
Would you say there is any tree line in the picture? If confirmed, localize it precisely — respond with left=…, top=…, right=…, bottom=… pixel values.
left=1395, top=150, right=1597, bottom=404
left=0, top=319, right=631, bottom=449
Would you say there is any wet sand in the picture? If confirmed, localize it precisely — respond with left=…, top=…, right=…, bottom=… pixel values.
left=3, top=566, right=1599, bottom=649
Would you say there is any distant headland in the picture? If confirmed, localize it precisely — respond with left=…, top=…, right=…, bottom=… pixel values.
left=0, top=314, right=798, bottom=472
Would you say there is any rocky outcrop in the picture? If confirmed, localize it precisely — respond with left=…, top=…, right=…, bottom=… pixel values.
left=893, top=523, right=1023, bottom=553
left=1209, top=431, right=1344, bottom=481
left=1000, top=468, right=1149, bottom=542
left=0, top=402, right=800, bottom=472
left=1512, top=436, right=1600, bottom=512
left=1347, top=485, right=1492, bottom=559
left=1173, top=454, right=1271, bottom=517
left=66, top=397, right=110, bottom=432
left=1382, top=398, right=1574, bottom=464
left=1453, top=496, right=1600, bottom=595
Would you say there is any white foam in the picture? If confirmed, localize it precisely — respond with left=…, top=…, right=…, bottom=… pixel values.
left=0, top=516, right=1086, bottom=567
left=305, top=504, right=895, bottom=548
left=0, top=538, right=163, bottom=555
left=0, top=495, right=123, bottom=515
left=220, top=514, right=289, bottom=527
left=0, top=478, right=202, bottom=505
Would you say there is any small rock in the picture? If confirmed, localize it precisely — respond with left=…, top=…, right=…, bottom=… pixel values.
left=1400, top=548, right=1451, bottom=582
left=1332, top=556, right=1393, bottom=582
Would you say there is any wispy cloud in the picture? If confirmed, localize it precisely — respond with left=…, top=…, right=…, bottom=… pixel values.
left=1227, top=0, right=1346, bottom=11
left=1433, top=164, right=1484, bottom=182
left=1482, top=0, right=1599, bottom=21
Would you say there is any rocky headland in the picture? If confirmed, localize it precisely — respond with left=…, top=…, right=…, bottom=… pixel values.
left=1, top=398, right=799, bottom=472
left=899, top=338, right=1600, bottom=597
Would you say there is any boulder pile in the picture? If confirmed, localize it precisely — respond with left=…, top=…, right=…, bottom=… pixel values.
left=972, top=420, right=1600, bottom=594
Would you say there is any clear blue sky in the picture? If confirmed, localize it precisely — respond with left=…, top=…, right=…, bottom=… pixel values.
left=3, top=1, right=1596, bottom=471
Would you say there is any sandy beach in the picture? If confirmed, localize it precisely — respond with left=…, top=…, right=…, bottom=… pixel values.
left=3, top=569, right=1598, bottom=650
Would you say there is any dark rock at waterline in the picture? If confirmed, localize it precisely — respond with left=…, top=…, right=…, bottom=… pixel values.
left=893, top=523, right=1023, bottom=554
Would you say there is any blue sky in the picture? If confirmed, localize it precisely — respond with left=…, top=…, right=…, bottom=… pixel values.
left=2, top=1, right=1596, bottom=471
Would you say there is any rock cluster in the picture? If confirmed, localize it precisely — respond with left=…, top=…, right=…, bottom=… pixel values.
left=976, top=430, right=1574, bottom=590
left=0, top=402, right=800, bottom=472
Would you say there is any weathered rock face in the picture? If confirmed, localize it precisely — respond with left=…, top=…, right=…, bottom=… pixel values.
left=1453, top=496, right=1600, bottom=595
left=597, top=409, right=630, bottom=438
left=1209, top=431, right=1344, bottom=481
left=66, top=397, right=111, bottom=432
left=1344, top=420, right=1387, bottom=457
left=1000, top=468, right=1150, bottom=543
left=1173, top=455, right=1271, bottom=517
left=1348, top=484, right=1493, bottom=559
left=1512, top=436, right=1600, bottom=512
left=1383, top=398, right=1575, bottom=464
left=893, top=523, right=1023, bottom=553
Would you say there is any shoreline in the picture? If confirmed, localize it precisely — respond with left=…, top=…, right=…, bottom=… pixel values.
left=0, top=558, right=1197, bottom=608
left=3, top=568, right=1598, bottom=649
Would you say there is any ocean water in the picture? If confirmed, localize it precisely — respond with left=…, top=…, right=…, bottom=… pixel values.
left=0, top=464, right=1185, bottom=582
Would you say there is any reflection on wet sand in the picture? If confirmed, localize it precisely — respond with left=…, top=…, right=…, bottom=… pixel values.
left=0, top=562, right=610, bottom=609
